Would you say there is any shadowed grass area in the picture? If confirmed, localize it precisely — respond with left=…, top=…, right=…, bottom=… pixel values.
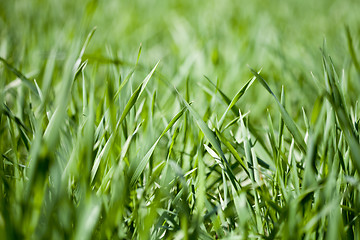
left=1, top=0, right=360, bottom=239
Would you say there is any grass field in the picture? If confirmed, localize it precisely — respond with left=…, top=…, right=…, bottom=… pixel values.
left=1, top=0, right=360, bottom=239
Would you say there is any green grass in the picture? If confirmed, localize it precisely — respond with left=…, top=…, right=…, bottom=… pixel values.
left=1, top=0, right=360, bottom=239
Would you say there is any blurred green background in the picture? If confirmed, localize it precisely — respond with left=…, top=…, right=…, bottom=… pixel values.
left=2, top=0, right=360, bottom=120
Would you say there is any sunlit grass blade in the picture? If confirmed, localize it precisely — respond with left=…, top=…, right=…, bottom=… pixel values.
left=116, top=61, right=159, bottom=130
left=215, top=129, right=250, bottom=177
left=91, top=133, right=114, bottom=182
left=218, top=75, right=256, bottom=128
left=345, top=26, right=360, bottom=73
left=249, top=67, right=307, bottom=153
left=79, top=27, right=97, bottom=61
left=129, top=106, right=187, bottom=187
left=175, top=86, right=240, bottom=190
left=114, top=44, right=143, bottom=100
left=204, top=75, right=271, bottom=157
left=0, top=57, right=39, bottom=97
left=41, top=49, right=57, bottom=104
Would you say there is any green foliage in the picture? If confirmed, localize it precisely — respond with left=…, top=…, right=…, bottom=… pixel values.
left=1, top=0, right=360, bottom=239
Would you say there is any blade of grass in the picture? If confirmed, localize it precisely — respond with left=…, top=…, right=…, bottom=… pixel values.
left=204, top=75, right=271, bottom=158
left=345, top=26, right=360, bottom=73
left=219, top=75, right=256, bottom=128
left=0, top=57, right=39, bottom=97
left=116, top=61, right=159, bottom=130
left=129, top=106, right=187, bottom=187
left=249, top=67, right=307, bottom=153
left=174, top=86, right=240, bottom=191
left=114, top=44, right=143, bottom=100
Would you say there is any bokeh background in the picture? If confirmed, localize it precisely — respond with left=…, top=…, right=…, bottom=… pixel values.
left=2, top=0, right=360, bottom=122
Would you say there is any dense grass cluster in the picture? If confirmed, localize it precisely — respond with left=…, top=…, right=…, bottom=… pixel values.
left=1, top=0, right=360, bottom=239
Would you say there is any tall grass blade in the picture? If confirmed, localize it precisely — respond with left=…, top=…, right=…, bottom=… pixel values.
left=249, top=67, right=307, bottom=153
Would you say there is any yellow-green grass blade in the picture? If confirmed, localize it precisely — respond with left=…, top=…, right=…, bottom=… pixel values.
left=175, top=86, right=240, bottom=191
left=116, top=61, right=159, bottom=130
left=218, top=75, right=256, bottom=128
left=129, top=106, right=187, bottom=187
left=0, top=57, right=39, bottom=97
left=249, top=67, right=307, bottom=153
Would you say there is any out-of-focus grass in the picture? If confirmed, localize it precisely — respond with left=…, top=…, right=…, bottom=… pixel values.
left=1, top=0, right=360, bottom=239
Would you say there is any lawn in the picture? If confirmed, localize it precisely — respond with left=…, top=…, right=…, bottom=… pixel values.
left=1, top=0, right=360, bottom=239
